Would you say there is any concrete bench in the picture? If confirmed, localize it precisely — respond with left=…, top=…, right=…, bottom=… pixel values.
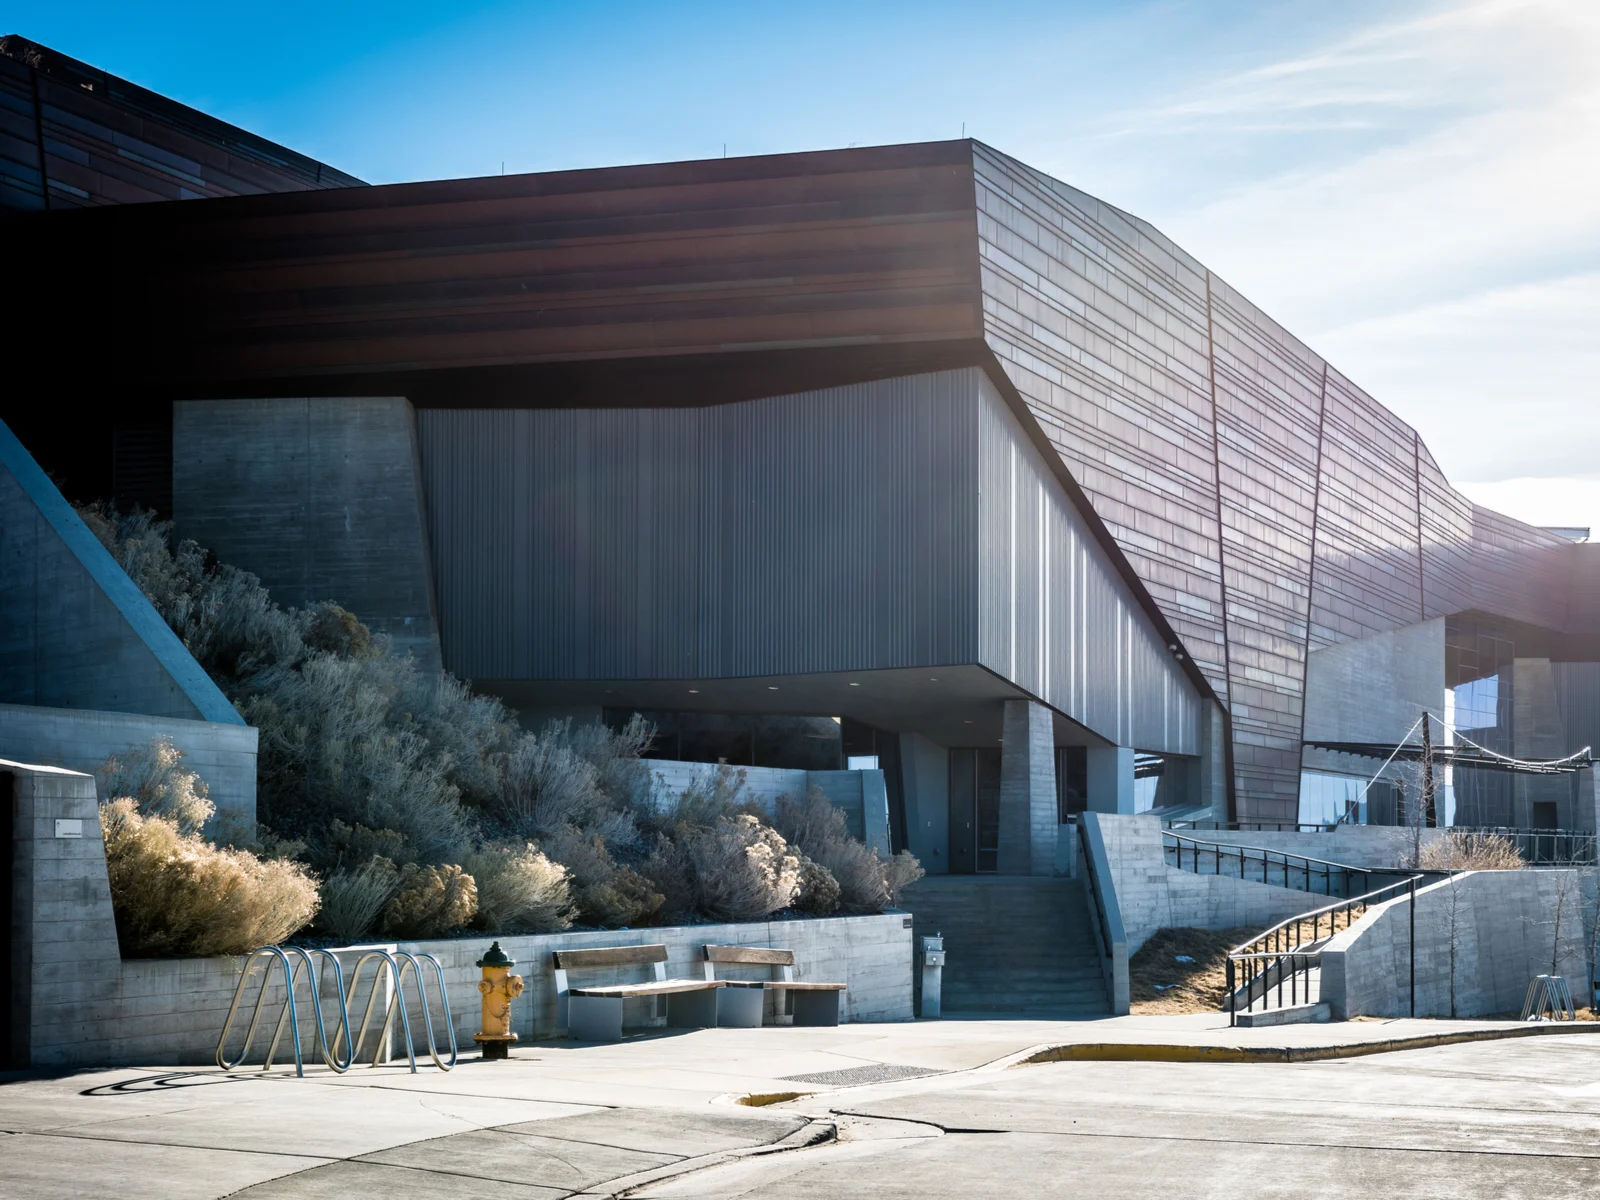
left=701, top=945, right=847, bottom=1027
left=554, top=944, right=723, bottom=1042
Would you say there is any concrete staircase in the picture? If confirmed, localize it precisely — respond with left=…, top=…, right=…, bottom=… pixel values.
left=901, top=875, right=1110, bottom=1017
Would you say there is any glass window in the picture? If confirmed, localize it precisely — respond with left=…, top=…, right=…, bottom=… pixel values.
left=1298, top=771, right=1367, bottom=826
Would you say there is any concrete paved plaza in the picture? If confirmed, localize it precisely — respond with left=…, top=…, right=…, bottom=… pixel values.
left=1, top=1016, right=1597, bottom=1198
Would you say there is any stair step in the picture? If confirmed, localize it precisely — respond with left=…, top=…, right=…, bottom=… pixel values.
left=902, top=874, right=1111, bottom=1016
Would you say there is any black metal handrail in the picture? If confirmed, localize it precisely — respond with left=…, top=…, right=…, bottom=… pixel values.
left=1226, top=876, right=1421, bottom=1026
left=1080, top=826, right=1114, bottom=962
left=1163, top=831, right=1373, bottom=898
left=1446, top=826, right=1597, bottom=865
left=1164, top=820, right=1338, bottom=833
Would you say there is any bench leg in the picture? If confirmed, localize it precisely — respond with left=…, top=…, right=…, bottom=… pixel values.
left=665, top=988, right=719, bottom=1029
left=791, top=990, right=842, bottom=1027
left=568, top=995, right=624, bottom=1042
left=716, top=987, right=765, bottom=1029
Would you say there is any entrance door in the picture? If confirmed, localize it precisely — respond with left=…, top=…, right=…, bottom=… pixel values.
left=947, top=749, right=1002, bottom=874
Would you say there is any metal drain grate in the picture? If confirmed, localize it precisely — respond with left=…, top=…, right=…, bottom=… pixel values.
left=781, top=1063, right=943, bottom=1088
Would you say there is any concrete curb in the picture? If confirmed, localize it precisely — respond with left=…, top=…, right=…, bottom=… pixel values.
left=1012, top=1022, right=1600, bottom=1066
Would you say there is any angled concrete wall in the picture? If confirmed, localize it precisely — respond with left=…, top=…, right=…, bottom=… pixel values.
left=0, top=420, right=241, bottom=725
left=1089, top=813, right=1324, bottom=956
left=1320, top=869, right=1594, bottom=1019
left=173, top=397, right=441, bottom=670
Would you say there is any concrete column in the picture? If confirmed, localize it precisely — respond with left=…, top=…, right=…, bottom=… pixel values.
left=997, top=699, right=1056, bottom=875
left=1198, top=699, right=1229, bottom=822
left=1087, top=745, right=1135, bottom=815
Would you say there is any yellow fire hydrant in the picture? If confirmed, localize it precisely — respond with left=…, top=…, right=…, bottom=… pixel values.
left=473, top=941, right=524, bottom=1061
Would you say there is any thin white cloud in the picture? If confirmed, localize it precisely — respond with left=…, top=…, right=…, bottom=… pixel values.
left=1084, top=0, right=1600, bottom=499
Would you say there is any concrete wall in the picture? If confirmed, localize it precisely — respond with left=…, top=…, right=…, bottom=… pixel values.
left=173, top=398, right=441, bottom=670
left=3, top=760, right=123, bottom=1068
left=0, top=419, right=241, bottom=726
left=1320, top=869, right=1595, bottom=1019
left=645, top=759, right=891, bottom=853
left=1302, top=618, right=1444, bottom=750
left=1089, top=813, right=1324, bottom=956
left=97, top=913, right=913, bottom=1068
left=0, top=703, right=258, bottom=827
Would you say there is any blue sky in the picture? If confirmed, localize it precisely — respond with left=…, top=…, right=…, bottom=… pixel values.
left=18, top=0, right=1600, bottom=531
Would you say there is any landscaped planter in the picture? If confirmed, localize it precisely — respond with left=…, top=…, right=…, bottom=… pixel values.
left=107, top=912, right=913, bottom=1068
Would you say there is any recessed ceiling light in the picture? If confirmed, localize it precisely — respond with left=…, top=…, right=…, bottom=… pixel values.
left=767, top=686, right=779, bottom=691
left=929, top=677, right=938, bottom=682
left=688, top=689, right=699, bottom=694
left=848, top=682, right=860, bottom=687
left=963, top=720, right=973, bottom=724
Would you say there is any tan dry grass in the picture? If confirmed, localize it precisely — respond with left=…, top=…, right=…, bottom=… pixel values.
left=1130, top=911, right=1365, bottom=1015
left=1129, top=927, right=1257, bottom=1014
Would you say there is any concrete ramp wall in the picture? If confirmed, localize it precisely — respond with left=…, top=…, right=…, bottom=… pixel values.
left=1320, top=869, right=1595, bottom=1019
left=1089, top=813, right=1327, bottom=956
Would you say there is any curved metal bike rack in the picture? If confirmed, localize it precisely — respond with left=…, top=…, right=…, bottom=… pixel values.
left=215, top=946, right=352, bottom=1077
left=217, top=946, right=457, bottom=1076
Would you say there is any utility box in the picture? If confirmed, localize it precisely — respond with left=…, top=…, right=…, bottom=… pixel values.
left=920, top=934, right=945, bottom=1018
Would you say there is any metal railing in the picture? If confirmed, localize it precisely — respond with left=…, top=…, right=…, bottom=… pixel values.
left=1164, top=820, right=1338, bottom=834
left=216, top=945, right=456, bottom=1077
left=1226, top=876, right=1420, bottom=1026
left=1163, top=831, right=1374, bottom=898
left=1449, top=826, right=1597, bottom=865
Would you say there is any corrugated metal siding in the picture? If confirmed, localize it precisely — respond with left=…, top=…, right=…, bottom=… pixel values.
left=419, top=370, right=980, bottom=681
left=421, top=366, right=1202, bottom=754
left=975, top=375, right=1200, bottom=755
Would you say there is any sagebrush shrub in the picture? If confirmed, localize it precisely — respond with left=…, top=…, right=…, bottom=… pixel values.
left=98, top=736, right=215, bottom=836
left=792, top=852, right=842, bottom=915
left=680, top=815, right=802, bottom=923
left=1416, top=831, right=1525, bottom=871
left=100, top=799, right=319, bottom=957
left=316, top=856, right=399, bottom=941
left=776, top=788, right=923, bottom=913
left=541, top=825, right=663, bottom=927
left=464, top=842, right=574, bottom=934
left=378, top=863, right=479, bottom=938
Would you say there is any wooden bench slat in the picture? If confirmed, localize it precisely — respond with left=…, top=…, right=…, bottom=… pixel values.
left=720, top=980, right=846, bottom=991
left=570, top=980, right=723, bottom=998
left=704, top=944, right=795, bottom=966
left=554, top=944, right=669, bottom=969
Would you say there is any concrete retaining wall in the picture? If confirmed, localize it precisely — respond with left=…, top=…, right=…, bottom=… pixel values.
left=1320, top=869, right=1595, bottom=1019
left=1090, top=813, right=1325, bottom=956
left=108, top=912, right=911, bottom=1068
left=4, top=755, right=910, bottom=1068
left=0, top=703, right=258, bottom=827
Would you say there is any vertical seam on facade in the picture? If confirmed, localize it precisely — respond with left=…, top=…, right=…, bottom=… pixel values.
left=1205, top=271, right=1239, bottom=819
left=1296, top=360, right=1330, bottom=763
left=1203, top=272, right=1234, bottom=704
left=29, top=67, right=49, bottom=210
left=1413, top=429, right=1427, bottom=621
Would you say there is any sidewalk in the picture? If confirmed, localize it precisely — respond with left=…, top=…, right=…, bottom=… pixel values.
left=1, top=1014, right=1595, bottom=1198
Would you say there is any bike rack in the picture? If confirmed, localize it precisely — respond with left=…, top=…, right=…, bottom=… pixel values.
left=335, top=949, right=457, bottom=1072
left=216, top=945, right=457, bottom=1077
left=215, top=946, right=352, bottom=1077
left=1520, top=974, right=1577, bottom=1022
